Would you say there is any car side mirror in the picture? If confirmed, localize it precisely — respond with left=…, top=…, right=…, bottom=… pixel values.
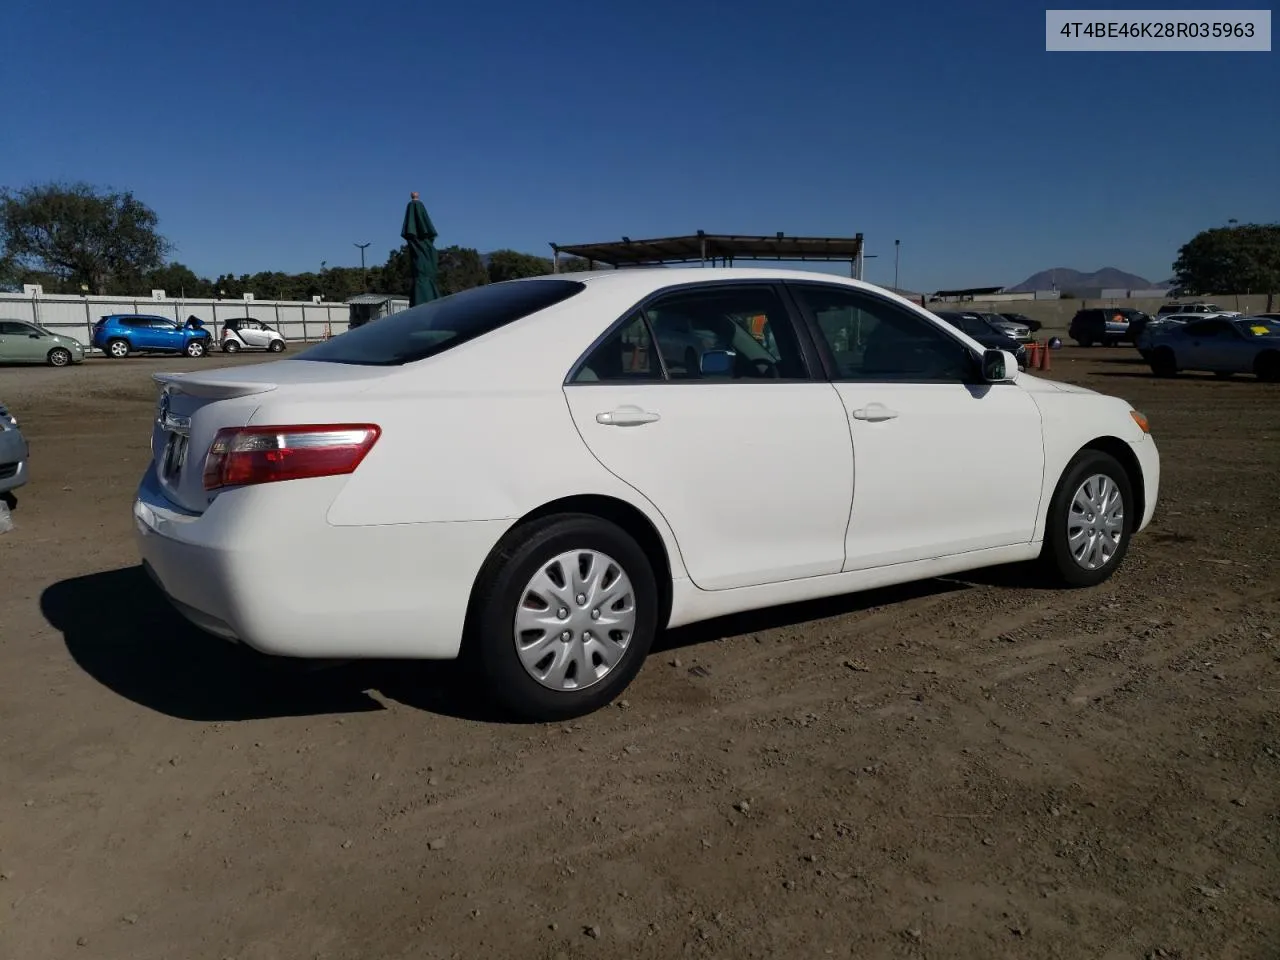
left=981, top=348, right=1018, bottom=383
left=699, top=349, right=734, bottom=376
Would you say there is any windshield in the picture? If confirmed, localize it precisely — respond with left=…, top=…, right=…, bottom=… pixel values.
left=1238, top=318, right=1280, bottom=337
left=299, top=279, right=585, bottom=366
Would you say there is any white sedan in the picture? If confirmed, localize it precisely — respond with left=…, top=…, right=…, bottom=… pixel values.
left=134, top=268, right=1160, bottom=720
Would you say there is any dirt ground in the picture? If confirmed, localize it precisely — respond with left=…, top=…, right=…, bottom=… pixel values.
left=1, top=347, right=1278, bottom=960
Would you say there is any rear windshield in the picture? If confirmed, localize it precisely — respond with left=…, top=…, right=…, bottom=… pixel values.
left=300, top=279, right=585, bottom=366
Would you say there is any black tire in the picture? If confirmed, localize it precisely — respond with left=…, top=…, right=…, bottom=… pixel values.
left=185, top=339, right=207, bottom=358
left=1255, top=351, right=1280, bottom=383
left=1077, top=337, right=1093, bottom=348
left=1149, top=347, right=1177, bottom=378
left=268, top=339, right=286, bottom=353
left=1040, top=449, right=1135, bottom=588
left=106, top=338, right=131, bottom=359
left=466, top=513, right=659, bottom=721
left=222, top=339, right=241, bottom=354
left=47, top=347, right=72, bottom=367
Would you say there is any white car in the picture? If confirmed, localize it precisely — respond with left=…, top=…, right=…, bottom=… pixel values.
left=134, top=268, right=1160, bottom=720
left=219, top=317, right=287, bottom=354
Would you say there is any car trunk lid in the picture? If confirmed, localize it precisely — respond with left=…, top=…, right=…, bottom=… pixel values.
left=150, top=360, right=396, bottom=513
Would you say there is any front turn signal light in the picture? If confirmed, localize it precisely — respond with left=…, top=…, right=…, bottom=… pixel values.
left=1130, top=410, right=1150, bottom=433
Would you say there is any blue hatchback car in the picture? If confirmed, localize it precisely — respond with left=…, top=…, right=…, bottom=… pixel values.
left=92, top=314, right=212, bottom=359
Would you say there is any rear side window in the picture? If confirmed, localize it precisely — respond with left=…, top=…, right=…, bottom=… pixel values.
left=301, top=279, right=585, bottom=366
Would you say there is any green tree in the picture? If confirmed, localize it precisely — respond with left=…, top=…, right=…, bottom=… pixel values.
left=1174, top=223, right=1280, bottom=307
left=144, top=262, right=214, bottom=298
left=438, top=246, right=488, bottom=295
left=0, top=181, right=171, bottom=294
left=486, top=248, right=553, bottom=283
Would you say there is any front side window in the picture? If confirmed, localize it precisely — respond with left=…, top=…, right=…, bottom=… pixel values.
left=792, top=284, right=973, bottom=382
left=303, top=279, right=585, bottom=366
left=641, top=285, right=809, bottom=381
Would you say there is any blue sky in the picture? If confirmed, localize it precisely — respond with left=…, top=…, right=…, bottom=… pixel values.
left=3, top=0, right=1277, bottom=291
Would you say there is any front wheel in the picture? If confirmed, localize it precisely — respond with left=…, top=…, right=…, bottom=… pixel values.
left=268, top=339, right=286, bottom=353
left=1040, top=450, right=1134, bottom=588
left=467, top=514, right=659, bottom=721
left=185, top=339, right=207, bottom=358
left=1149, top=348, right=1177, bottom=378
left=1256, top=351, right=1280, bottom=383
left=47, top=347, right=72, bottom=367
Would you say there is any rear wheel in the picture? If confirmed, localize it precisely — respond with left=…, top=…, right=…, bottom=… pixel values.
left=1077, top=337, right=1093, bottom=348
left=185, top=339, right=207, bottom=358
left=1040, top=450, right=1134, bottom=588
left=47, top=347, right=72, bottom=367
left=467, top=513, right=658, bottom=721
left=1256, top=351, right=1280, bottom=383
left=1149, top=347, right=1177, bottom=378
left=268, top=339, right=286, bottom=353
left=106, top=338, right=130, bottom=359
left=222, top=339, right=241, bottom=354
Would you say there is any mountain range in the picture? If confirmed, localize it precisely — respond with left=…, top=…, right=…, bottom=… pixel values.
left=1006, top=268, right=1169, bottom=293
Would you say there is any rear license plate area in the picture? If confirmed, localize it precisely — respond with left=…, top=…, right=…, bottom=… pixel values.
left=161, top=432, right=189, bottom=481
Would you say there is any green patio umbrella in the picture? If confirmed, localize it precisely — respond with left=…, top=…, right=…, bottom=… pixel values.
left=401, top=191, right=440, bottom=306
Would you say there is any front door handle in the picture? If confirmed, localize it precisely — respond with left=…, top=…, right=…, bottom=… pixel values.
left=851, top=404, right=899, bottom=422
left=596, top=405, right=661, bottom=426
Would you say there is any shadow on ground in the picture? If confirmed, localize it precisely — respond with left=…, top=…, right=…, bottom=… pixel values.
left=46, top=562, right=1046, bottom=723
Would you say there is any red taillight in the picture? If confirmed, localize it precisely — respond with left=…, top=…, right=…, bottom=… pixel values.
left=202, top=424, right=380, bottom=490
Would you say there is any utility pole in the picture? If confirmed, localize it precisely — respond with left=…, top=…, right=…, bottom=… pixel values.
left=354, top=242, right=371, bottom=291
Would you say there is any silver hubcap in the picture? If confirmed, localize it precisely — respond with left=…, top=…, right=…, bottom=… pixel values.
left=52, top=351, right=67, bottom=365
left=1067, top=473, right=1124, bottom=570
left=513, top=549, right=637, bottom=692
left=111, top=342, right=127, bottom=357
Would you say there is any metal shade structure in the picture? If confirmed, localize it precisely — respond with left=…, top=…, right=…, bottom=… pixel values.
left=550, top=231, right=866, bottom=277
left=401, top=192, right=440, bottom=306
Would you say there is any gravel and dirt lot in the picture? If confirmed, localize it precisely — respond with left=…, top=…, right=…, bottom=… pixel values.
left=1, top=347, right=1277, bottom=960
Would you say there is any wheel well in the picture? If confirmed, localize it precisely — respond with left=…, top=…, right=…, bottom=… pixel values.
left=515, top=495, right=674, bottom=626
left=1080, top=436, right=1144, bottom=525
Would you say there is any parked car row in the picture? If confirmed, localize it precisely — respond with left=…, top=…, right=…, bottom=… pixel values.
left=932, top=311, right=1031, bottom=366
left=0, top=314, right=290, bottom=366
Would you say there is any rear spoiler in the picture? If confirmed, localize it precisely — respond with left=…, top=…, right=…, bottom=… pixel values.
left=152, top=372, right=278, bottom=400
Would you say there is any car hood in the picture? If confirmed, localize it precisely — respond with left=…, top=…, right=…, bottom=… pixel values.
left=1017, top=372, right=1099, bottom=396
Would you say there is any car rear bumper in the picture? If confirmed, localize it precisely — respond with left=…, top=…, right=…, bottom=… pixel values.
left=132, top=464, right=512, bottom=659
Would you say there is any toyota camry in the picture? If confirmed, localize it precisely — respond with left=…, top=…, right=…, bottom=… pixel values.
left=134, top=268, right=1160, bottom=720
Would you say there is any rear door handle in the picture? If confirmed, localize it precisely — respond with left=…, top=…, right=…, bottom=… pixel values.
left=851, top=404, right=899, bottom=422
left=596, top=405, right=661, bottom=426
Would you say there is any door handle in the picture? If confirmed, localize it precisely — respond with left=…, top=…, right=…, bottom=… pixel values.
left=596, top=406, right=661, bottom=426
left=851, top=404, right=899, bottom=422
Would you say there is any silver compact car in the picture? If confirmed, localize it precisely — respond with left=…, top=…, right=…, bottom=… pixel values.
left=0, top=401, right=29, bottom=495
left=219, top=317, right=288, bottom=354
